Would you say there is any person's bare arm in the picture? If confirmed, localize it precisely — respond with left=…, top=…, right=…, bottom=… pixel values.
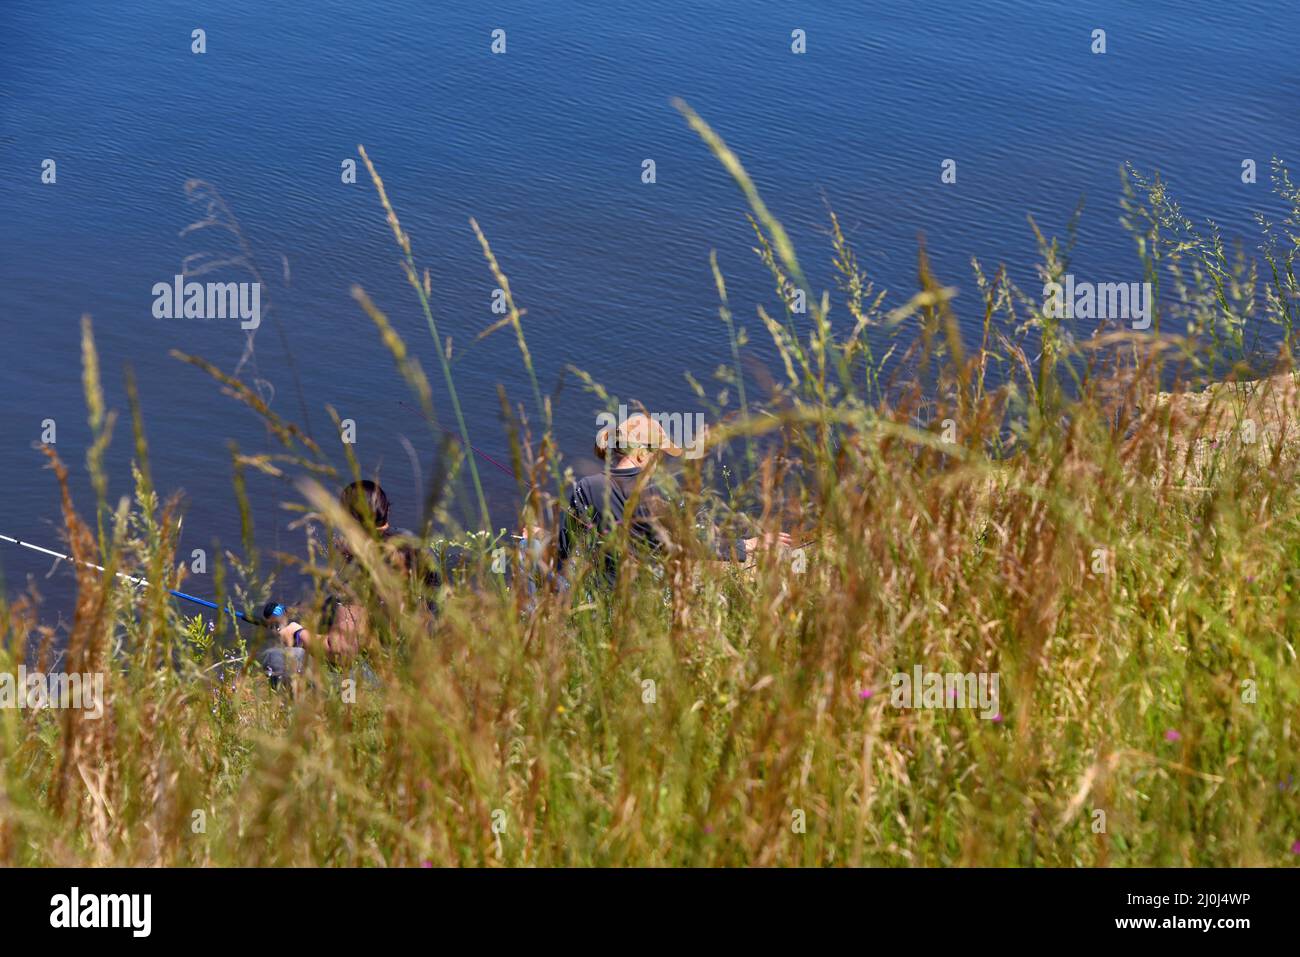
left=275, top=603, right=366, bottom=662
left=742, top=530, right=793, bottom=558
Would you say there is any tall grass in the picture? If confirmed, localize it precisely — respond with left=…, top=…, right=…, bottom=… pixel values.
left=1, top=109, right=1298, bottom=867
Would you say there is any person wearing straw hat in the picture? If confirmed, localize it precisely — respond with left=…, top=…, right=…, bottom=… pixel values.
left=555, top=411, right=790, bottom=587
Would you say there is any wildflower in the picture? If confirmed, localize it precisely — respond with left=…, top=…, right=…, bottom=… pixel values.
left=859, top=688, right=874, bottom=700
left=1165, top=729, right=1181, bottom=742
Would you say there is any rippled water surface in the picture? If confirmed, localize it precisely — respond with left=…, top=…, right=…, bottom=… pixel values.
left=2, top=0, right=1297, bottom=618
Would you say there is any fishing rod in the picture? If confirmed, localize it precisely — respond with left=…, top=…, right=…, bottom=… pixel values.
left=398, top=400, right=516, bottom=478
left=396, top=399, right=607, bottom=537
left=0, top=533, right=258, bottom=624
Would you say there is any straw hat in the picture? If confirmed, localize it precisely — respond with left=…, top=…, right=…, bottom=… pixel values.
left=595, top=412, right=682, bottom=459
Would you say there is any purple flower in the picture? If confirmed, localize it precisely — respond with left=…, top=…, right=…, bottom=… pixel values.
left=859, top=688, right=874, bottom=700
left=1292, top=840, right=1300, bottom=855
left=991, top=713, right=1003, bottom=723
left=1165, top=729, right=1182, bottom=742
left=420, top=860, right=433, bottom=868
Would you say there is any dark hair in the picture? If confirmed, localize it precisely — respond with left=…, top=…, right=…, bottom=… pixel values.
left=340, top=480, right=389, bottom=530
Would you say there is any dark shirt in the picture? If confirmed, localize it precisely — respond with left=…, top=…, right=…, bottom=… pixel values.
left=556, top=465, right=746, bottom=586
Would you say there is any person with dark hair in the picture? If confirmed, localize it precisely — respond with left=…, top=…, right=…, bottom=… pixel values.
left=339, top=479, right=389, bottom=535
left=259, top=480, right=435, bottom=689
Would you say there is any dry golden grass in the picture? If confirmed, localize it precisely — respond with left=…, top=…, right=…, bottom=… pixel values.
left=1, top=115, right=1298, bottom=867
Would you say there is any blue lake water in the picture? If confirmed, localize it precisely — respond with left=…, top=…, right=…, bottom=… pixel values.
left=2, top=0, right=1298, bottom=624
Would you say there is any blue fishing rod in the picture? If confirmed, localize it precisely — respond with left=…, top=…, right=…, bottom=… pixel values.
left=0, top=532, right=260, bottom=624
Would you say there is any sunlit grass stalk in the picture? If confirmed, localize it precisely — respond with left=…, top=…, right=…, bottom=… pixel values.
left=358, top=145, right=491, bottom=532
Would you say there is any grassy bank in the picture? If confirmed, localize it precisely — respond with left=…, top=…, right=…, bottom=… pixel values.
left=1, top=110, right=1298, bottom=866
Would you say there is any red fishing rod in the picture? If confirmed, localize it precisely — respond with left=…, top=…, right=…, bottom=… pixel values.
left=398, top=401, right=516, bottom=479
